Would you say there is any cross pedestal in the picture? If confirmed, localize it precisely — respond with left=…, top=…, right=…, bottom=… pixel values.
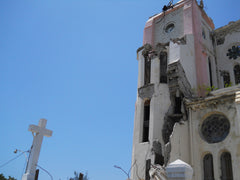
left=22, top=119, right=53, bottom=180
left=166, top=159, right=193, bottom=180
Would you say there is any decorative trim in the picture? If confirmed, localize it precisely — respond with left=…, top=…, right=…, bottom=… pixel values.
left=185, top=93, right=235, bottom=111
left=236, top=91, right=240, bottom=104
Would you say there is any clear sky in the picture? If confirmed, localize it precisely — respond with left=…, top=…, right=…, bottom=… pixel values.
left=0, top=0, right=239, bottom=180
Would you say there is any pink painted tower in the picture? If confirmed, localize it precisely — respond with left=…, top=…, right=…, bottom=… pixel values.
left=142, top=0, right=215, bottom=94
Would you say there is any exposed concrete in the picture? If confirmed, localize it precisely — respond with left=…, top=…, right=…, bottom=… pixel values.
left=215, top=20, right=240, bottom=46
left=138, top=84, right=155, bottom=100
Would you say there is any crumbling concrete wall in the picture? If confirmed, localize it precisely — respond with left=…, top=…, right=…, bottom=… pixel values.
left=168, top=122, right=190, bottom=165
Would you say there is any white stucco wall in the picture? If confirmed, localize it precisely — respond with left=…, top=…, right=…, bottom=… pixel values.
left=169, top=41, right=180, bottom=64
left=168, top=122, right=190, bottom=165
left=154, top=7, right=184, bottom=45
left=131, top=96, right=151, bottom=179
left=216, top=29, right=240, bottom=88
left=131, top=84, right=171, bottom=179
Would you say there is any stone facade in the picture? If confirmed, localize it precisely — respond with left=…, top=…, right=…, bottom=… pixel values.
left=131, top=0, right=240, bottom=180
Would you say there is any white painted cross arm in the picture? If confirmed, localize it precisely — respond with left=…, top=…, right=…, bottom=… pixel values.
left=28, top=119, right=52, bottom=137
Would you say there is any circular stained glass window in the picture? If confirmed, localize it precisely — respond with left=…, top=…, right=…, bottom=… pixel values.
left=201, top=114, right=230, bottom=143
left=165, top=23, right=175, bottom=33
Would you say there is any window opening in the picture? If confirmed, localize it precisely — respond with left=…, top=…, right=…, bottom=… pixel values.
left=142, top=100, right=150, bottom=142
left=208, top=58, right=213, bottom=87
left=145, top=159, right=151, bottom=180
left=174, top=90, right=182, bottom=114
left=221, top=152, right=233, bottom=180
left=203, top=153, right=214, bottom=180
left=234, top=64, right=240, bottom=84
left=174, top=97, right=182, bottom=114
left=202, top=29, right=206, bottom=39
left=144, top=56, right=151, bottom=85
left=165, top=23, right=175, bottom=33
left=154, top=153, right=164, bottom=166
left=160, top=52, right=168, bottom=83
left=222, top=72, right=230, bottom=87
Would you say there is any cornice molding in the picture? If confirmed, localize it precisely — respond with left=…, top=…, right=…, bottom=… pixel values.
left=185, top=86, right=240, bottom=111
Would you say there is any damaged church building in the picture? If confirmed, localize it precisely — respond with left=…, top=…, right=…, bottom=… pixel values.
left=131, top=0, right=240, bottom=180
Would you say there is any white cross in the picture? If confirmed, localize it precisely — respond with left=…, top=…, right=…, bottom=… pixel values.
left=22, top=119, right=53, bottom=180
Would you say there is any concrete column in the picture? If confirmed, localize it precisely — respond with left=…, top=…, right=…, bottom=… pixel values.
left=151, top=56, right=160, bottom=84
left=166, top=159, right=193, bottom=180
left=137, top=98, right=144, bottom=143
left=212, top=152, right=219, bottom=180
left=151, top=84, right=170, bottom=145
left=137, top=50, right=145, bottom=88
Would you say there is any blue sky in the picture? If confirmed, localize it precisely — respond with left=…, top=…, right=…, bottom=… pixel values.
left=0, top=0, right=239, bottom=180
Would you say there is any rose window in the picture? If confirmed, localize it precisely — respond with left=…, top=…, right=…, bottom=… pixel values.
left=226, top=45, right=240, bottom=60
left=201, top=114, right=230, bottom=143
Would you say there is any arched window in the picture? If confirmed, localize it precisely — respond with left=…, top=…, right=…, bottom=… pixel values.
left=221, top=152, right=233, bottom=180
left=144, top=56, right=151, bottom=85
left=234, top=64, right=240, bottom=85
left=160, top=52, right=168, bottom=83
left=142, top=100, right=150, bottom=142
left=221, top=71, right=230, bottom=87
left=203, top=153, right=214, bottom=180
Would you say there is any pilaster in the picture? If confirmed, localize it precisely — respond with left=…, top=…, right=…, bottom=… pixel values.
left=151, top=56, right=160, bottom=84
left=137, top=50, right=145, bottom=88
